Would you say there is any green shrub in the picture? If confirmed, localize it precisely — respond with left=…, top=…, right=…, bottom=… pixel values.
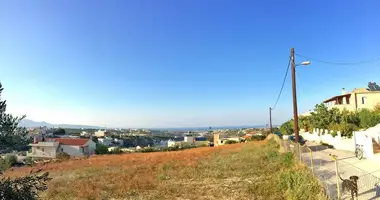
left=266, top=150, right=279, bottom=161
left=4, top=154, right=17, bottom=166
left=95, top=144, right=109, bottom=155
left=0, top=169, right=52, bottom=200
left=358, top=109, right=380, bottom=129
left=251, top=135, right=266, bottom=141
left=281, top=152, right=294, bottom=168
left=110, top=147, right=123, bottom=154
left=224, top=140, right=238, bottom=144
left=56, top=152, right=70, bottom=161
left=341, top=123, right=358, bottom=138
left=0, top=154, right=17, bottom=171
left=280, top=120, right=294, bottom=135
left=24, top=157, right=35, bottom=166
left=140, top=147, right=158, bottom=153
left=277, top=169, right=324, bottom=200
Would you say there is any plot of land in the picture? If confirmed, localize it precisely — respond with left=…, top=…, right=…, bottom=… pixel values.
left=5, top=140, right=326, bottom=200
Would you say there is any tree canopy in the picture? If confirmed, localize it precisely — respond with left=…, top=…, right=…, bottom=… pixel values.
left=0, top=84, right=29, bottom=153
left=281, top=103, right=380, bottom=138
left=0, top=82, right=52, bottom=199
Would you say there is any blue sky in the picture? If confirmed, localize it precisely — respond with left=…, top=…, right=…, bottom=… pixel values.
left=1, top=1, right=380, bottom=128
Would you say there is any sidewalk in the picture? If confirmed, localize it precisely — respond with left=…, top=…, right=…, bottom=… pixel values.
left=306, top=141, right=380, bottom=200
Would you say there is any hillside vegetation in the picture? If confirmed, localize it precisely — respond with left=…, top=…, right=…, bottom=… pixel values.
left=5, top=140, right=326, bottom=200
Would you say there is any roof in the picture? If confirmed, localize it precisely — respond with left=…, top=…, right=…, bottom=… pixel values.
left=45, top=138, right=90, bottom=146
left=323, top=93, right=351, bottom=103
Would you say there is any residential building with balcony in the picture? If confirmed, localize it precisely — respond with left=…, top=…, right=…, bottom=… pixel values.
left=28, top=138, right=96, bottom=158
left=323, top=82, right=380, bottom=112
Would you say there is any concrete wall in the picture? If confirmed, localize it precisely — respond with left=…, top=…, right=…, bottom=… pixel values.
left=354, top=131, right=374, bottom=158
left=86, top=140, right=96, bottom=155
left=301, top=130, right=356, bottom=152
left=184, top=136, right=194, bottom=143
left=59, top=145, right=83, bottom=157
left=31, top=146, right=57, bottom=158
left=213, top=133, right=220, bottom=146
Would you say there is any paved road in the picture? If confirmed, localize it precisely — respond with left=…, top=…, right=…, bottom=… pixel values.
left=305, top=141, right=380, bottom=200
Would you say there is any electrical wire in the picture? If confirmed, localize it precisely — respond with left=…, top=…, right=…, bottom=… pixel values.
left=272, top=57, right=291, bottom=110
left=295, top=53, right=380, bottom=65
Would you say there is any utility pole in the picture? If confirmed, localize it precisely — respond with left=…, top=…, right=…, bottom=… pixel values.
left=291, top=48, right=300, bottom=143
left=269, top=107, right=273, bottom=134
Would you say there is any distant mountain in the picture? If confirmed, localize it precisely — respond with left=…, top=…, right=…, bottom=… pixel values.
left=19, top=119, right=103, bottom=129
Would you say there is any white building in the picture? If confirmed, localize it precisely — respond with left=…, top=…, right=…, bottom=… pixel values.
left=168, top=139, right=176, bottom=147
left=28, top=138, right=96, bottom=158
left=94, top=130, right=110, bottom=137
left=184, top=136, right=195, bottom=143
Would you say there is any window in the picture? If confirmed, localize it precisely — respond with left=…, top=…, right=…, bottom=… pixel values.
left=41, top=148, right=44, bottom=152
left=61, top=148, right=64, bottom=152
left=346, top=97, right=350, bottom=104
left=362, top=97, right=367, bottom=104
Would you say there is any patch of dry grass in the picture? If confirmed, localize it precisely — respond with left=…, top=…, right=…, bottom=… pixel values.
left=5, top=140, right=326, bottom=200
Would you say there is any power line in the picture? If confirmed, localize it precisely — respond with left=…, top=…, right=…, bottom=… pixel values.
left=295, top=53, right=380, bottom=65
left=272, top=57, right=291, bottom=110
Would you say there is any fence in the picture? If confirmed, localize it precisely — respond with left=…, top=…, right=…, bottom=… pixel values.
left=280, top=139, right=380, bottom=200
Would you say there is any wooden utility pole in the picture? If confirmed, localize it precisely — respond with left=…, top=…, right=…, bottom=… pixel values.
left=269, top=107, right=273, bottom=134
left=291, top=48, right=300, bottom=143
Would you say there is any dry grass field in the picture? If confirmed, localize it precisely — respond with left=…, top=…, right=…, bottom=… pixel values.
left=5, top=140, right=327, bottom=200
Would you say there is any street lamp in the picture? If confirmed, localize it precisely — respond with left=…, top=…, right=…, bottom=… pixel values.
left=291, top=47, right=311, bottom=143
left=298, top=61, right=311, bottom=66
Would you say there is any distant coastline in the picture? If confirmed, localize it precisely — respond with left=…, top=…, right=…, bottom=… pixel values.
left=149, top=125, right=277, bottom=131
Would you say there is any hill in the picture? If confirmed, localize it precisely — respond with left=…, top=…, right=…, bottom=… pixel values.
left=19, top=119, right=103, bottom=129
left=6, top=140, right=326, bottom=200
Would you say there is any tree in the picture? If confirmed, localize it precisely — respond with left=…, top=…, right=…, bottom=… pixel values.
left=91, top=136, right=98, bottom=143
left=0, top=82, right=51, bottom=199
left=95, top=144, right=109, bottom=154
left=280, top=120, right=294, bottom=135
left=299, top=116, right=311, bottom=132
left=358, top=109, right=380, bottom=129
left=0, top=86, right=29, bottom=153
left=53, top=128, right=66, bottom=135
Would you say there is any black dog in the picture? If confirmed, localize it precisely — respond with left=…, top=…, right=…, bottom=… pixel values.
left=339, top=174, right=359, bottom=199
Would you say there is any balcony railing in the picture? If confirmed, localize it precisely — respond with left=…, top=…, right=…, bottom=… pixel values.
left=27, top=151, right=54, bottom=158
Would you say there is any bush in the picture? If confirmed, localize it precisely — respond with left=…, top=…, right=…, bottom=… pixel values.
left=251, top=135, right=266, bottom=141
left=277, top=169, right=324, bottom=200
left=110, top=147, right=123, bottom=154
left=358, top=109, right=380, bottom=129
left=95, top=144, right=109, bottom=155
left=280, top=120, right=294, bottom=135
left=4, top=154, right=17, bottom=166
left=341, top=123, right=358, bottom=138
left=140, top=147, right=158, bottom=153
left=0, top=154, right=17, bottom=171
left=281, top=152, right=294, bottom=168
left=24, top=157, right=35, bottom=166
left=0, top=169, right=52, bottom=200
left=56, top=152, right=70, bottom=161
left=224, top=140, right=238, bottom=144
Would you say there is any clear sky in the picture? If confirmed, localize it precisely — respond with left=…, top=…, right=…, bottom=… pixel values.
left=1, top=1, right=380, bottom=128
